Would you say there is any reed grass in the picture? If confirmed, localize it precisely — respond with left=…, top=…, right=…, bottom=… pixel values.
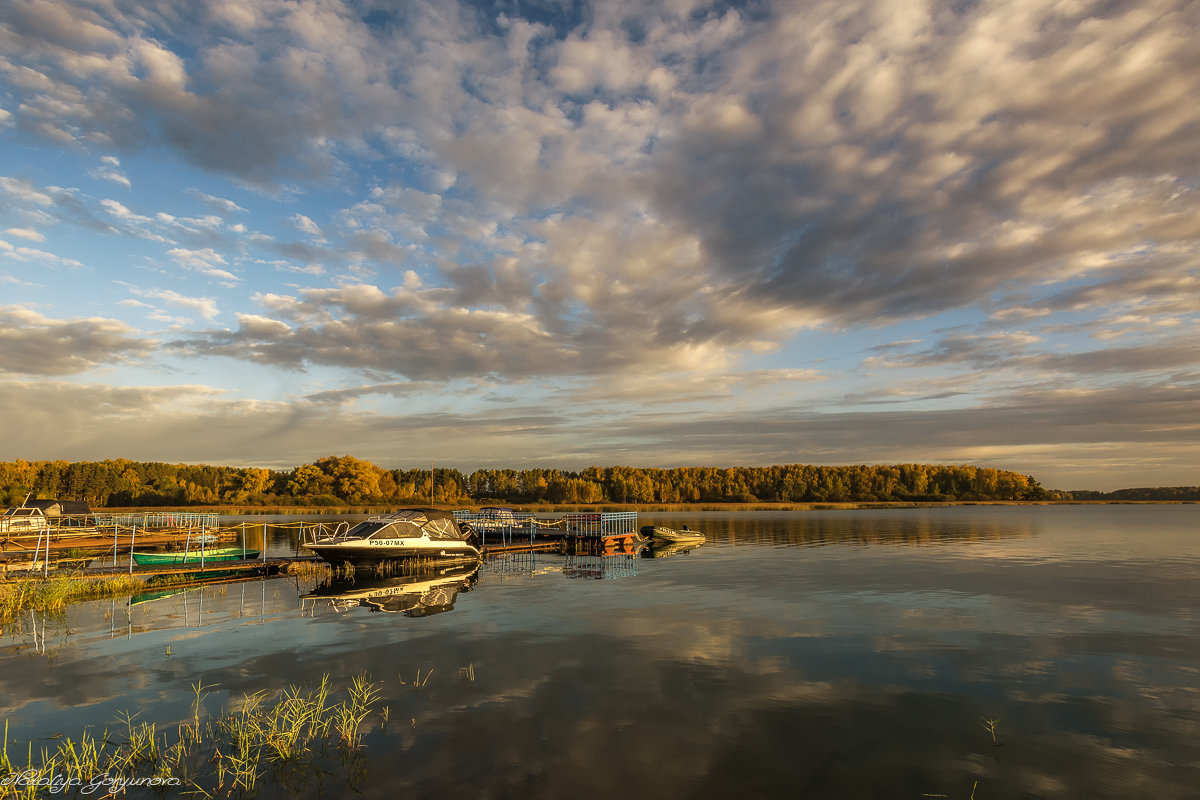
left=0, top=575, right=145, bottom=625
left=0, top=675, right=381, bottom=799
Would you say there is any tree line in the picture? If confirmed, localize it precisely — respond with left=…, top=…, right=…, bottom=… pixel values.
left=1069, top=487, right=1200, bottom=501
left=0, top=457, right=1064, bottom=508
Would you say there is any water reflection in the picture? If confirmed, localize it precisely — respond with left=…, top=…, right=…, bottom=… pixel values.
left=0, top=506, right=1197, bottom=799
left=642, top=540, right=704, bottom=559
left=303, top=562, right=480, bottom=617
left=562, top=552, right=639, bottom=580
left=642, top=509, right=1036, bottom=547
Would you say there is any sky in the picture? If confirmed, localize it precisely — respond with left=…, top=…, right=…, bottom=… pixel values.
left=0, top=0, right=1197, bottom=491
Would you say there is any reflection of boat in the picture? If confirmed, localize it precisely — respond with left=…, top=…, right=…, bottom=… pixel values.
left=642, top=539, right=704, bottom=558
left=131, top=547, right=259, bottom=566
left=304, top=509, right=482, bottom=567
left=640, top=525, right=706, bottom=544
left=130, top=588, right=186, bottom=605
left=304, top=562, right=480, bottom=616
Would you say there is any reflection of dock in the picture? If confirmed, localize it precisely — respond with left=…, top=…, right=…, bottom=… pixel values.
left=563, top=553, right=639, bottom=580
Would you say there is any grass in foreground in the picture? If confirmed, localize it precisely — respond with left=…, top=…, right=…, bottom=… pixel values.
left=0, top=675, right=380, bottom=799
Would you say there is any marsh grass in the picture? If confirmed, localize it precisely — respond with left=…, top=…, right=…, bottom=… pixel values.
left=0, top=675, right=381, bottom=799
left=0, top=575, right=145, bottom=625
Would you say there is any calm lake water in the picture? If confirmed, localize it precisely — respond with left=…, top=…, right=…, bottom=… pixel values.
left=2, top=505, right=1198, bottom=799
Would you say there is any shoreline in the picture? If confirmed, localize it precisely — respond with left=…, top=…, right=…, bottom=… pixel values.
left=95, top=499, right=1198, bottom=515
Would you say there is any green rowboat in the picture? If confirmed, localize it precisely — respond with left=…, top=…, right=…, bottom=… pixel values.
left=131, top=547, right=260, bottom=566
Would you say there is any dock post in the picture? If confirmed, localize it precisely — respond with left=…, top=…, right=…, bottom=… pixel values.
left=128, top=525, right=136, bottom=574
left=262, top=523, right=266, bottom=561
left=113, top=524, right=118, bottom=567
left=241, top=522, right=246, bottom=559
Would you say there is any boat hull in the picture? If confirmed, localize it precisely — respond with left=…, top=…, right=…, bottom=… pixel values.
left=131, top=548, right=260, bottom=566
left=304, top=540, right=480, bottom=568
left=640, top=525, right=706, bottom=544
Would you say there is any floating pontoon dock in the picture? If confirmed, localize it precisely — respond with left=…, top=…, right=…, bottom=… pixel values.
left=1, top=510, right=642, bottom=582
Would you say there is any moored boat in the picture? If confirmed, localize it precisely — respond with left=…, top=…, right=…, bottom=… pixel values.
left=640, top=524, right=706, bottom=544
left=303, top=508, right=481, bottom=567
left=131, top=547, right=260, bottom=566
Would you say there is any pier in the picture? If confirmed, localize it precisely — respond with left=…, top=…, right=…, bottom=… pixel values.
left=0, top=510, right=642, bottom=583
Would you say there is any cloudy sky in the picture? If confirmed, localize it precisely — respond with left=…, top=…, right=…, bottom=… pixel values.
left=0, top=0, right=1197, bottom=490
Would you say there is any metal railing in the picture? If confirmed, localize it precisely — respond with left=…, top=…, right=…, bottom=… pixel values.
left=93, top=512, right=219, bottom=528
left=562, top=512, right=639, bottom=538
left=454, top=510, right=536, bottom=548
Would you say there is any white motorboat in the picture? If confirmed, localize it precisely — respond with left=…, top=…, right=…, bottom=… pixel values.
left=304, top=508, right=481, bottom=567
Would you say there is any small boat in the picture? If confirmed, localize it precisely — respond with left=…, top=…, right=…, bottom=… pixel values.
left=303, top=508, right=481, bottom=567
left=640, top=525, right=706, bottom=544
left=131, top=547, right=260, bottom=566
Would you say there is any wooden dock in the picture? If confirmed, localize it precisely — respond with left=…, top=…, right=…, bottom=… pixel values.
left=0, top=509, right=645, bottom=584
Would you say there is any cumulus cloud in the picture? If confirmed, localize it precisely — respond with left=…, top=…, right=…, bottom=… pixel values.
left=0, top=306, right=155, bottom=374
left=0, top=0, right=1197, bottom=486
left=4, top=0, right=1195, bottom=337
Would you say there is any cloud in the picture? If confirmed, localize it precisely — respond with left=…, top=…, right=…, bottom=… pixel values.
left=291, top=214, right=323, bottom=238
left=0, top=237, right=84, bottom=268
left=187, top=189, right=248, bottom=215
left=167, top=247, right=239, bottom=283
left=88, top=155, right=131, bottom=187
left=0, top=372, right=1193, bottom=489
left=0, top=176, right=54, bottom=207
left=131, top=288, right=220, bottom=320
left=3, top=227, right=45, bottom=242
left=0, top=0, right=1197, bottom=488
left=0, top=306, right=155, bottom=375
left=4, top=0, right=1195, bottom=340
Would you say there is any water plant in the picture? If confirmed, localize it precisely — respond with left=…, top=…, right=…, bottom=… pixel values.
left=398, top=667, right=434, bottom=688
left=0, top=575, right=145, bottom=625
left=0, top=674, right=382, bottom=798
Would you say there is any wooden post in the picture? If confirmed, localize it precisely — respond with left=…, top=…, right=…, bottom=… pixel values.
left=128, top=525, right=136, bottom=574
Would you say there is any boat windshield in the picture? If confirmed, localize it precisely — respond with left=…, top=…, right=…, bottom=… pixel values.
left=344, top=520, right=393, bottom=540
left=343, top=509, right=468, bottom=542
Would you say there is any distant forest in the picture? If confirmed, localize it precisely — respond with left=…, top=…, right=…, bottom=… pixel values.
left=0, top=457, right=1067, bottom=508
left=1068, top=487, right=1200, bottom=501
